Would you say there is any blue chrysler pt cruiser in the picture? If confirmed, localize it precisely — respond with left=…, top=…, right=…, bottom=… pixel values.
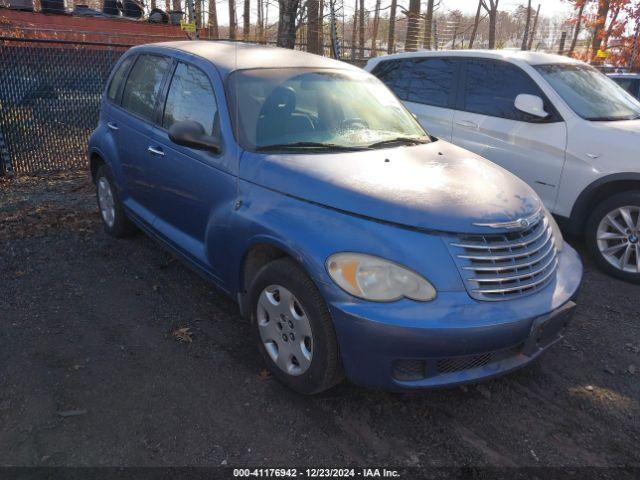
left=89, top=41, right=583, bottom=394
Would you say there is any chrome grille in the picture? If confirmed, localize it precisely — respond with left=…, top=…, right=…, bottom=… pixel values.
left=448, top=215, right=559, bottom=301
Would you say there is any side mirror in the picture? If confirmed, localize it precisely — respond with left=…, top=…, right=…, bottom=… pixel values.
left=514, top=94, right=549, bottom=119
left=168, top=120, right=220, bottom=153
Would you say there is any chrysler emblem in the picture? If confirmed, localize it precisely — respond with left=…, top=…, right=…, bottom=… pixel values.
left=519, top=218, right=530, bottom=228
left=473, top=208, right=543, bottom=230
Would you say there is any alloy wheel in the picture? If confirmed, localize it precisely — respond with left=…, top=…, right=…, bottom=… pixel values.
left=596, top=206, right=640, bottom=274
left=256, top=284, right=313, bottom=376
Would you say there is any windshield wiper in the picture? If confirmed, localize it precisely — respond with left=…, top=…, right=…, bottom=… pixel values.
left=366, top=137, right=430, bottom=149
left=255, top=142, right=366, bottom=152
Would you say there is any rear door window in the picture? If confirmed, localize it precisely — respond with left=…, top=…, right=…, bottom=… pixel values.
left=121, top=54, right=171, bottom=122
left=462, top=59, right=551, bottom=121
left=107, top=56, right=134, bottom=103
left=406, top=58, right=456, bottom=108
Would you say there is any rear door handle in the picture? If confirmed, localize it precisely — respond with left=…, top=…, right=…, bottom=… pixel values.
left=107, top=122, right=119, bottom=131
left=148, top=146, right=165, bottom=156
left=455, top=120, right=479, bottom=129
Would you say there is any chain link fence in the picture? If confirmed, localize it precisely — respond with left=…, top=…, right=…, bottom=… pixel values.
left=0, top=38, right=129, bottom=175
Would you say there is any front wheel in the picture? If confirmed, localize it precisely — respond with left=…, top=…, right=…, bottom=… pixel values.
left=248, top=258, right=343, bottom=394
left=585, top=191, right=640, bottom=283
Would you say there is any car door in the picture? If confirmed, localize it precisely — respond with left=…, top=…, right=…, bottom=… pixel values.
left=109, top=53, right=172, bottom=225
left=372, top=58, right=456, bottom=141
left=451, top=58, right=567, bottom=209
left=147, top=60, right=237, bottom=274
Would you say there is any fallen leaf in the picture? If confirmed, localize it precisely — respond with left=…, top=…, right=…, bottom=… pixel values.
left=257, top=369, right=272, bottom=381
left=172, top=327, right=193, bottom=343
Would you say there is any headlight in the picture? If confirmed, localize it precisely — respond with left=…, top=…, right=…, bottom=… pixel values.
left=326, top=253, right=436, bottom=302
left=546, top=209, right=564, bottom=252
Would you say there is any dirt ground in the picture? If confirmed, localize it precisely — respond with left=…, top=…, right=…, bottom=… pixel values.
left=1, top=171, right=639, bottom=473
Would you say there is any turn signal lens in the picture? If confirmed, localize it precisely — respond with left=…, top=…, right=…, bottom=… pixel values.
left=326, top=253, right=436, bottom=302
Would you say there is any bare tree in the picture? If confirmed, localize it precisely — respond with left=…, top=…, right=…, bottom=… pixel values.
left=480, top=0, right=499, bottom=49
left=569, top=0, right=587, bottom=56
left=370, top=0, right=381, bottom=55
left=527, top=3, right=540, bottom=50
left=195, top=0, right=201, bottom=29
left=468, top=0, right=483, bottom=48
left=405, top=0, right=421, bottom=52
left=172, top=0, right=180, bottom=12
left=358, top=0, right=365, bottom=58
left=521, top=0, right=532, bottom=50
left=318, top=0, right=325, bottom=52
left=277, top=0, right=301, bottom=48
left=602, top=3, right=621, bottom=51
left=423, top=0, right=434, bottom=50
left=351, top=0, right=358, bottom=58
left=243, top=0, right=250, bottom=40
left=307, top=0, right=320, bottom=53
left=208, top=0, right=219, bottom=38
left=229, top=0, right=237, bottom=39
left=257, top=0, right=264, bottom=41
left=387, top=0, right=397, bottom=53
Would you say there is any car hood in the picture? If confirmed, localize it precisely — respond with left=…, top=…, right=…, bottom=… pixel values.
left=596, top=118, right=640, bottom=134
left=239, top=140, right=542, bottom=234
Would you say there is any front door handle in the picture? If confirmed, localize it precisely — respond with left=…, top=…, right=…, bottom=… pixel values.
left=148, top=146, right=165, bottom=156
left=107, top=122, right=119, bottom=131
left=455, top=120, right=479, bottom=129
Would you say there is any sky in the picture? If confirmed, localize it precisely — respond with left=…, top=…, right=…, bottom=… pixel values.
left=449, top=0, right=572, bottom=18
left=206, top=0, right=575, bottom=30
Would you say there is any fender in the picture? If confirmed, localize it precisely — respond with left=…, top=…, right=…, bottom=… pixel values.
left=88, top=125, right=126, bottom=191
left=563, top=172, right=640, bottom=234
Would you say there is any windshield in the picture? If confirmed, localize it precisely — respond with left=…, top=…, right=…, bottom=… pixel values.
left=227, top=68, right=428, bottom=151
left=535, top=63, right=640, bottom=121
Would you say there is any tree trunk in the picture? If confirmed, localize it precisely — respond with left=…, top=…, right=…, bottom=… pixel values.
left=481, top=0, right=499, bottom=49
left=194, top=0, right=201, bottom=29
left=172, top=0, right=180, bottom=12
left=229, top=0, right=237, bottom=39
left=423, top=0, right=434, bottom=50
left=527, top=3, right=540, bottom=50
left=243, top=0, right=251, bottom=40
left=307, top=0, right=320, bottom=53
left=568, top=0, right=586, bottom=56
left=521, top=0, right=532, bottom=50
left=318, top=0, right=325, bottom=53
left=370, top=0, right=381, bottom=55
left=591, top=0, right=611, bottom=62
left=387, top=0, right=397, bottom=54
left=468, top=0, right=482, bottom=48
left=208, top=0, right=219, bottom=38
left=602, top=5, right=620, bottom=51
left=165, top=0, right=170, bottom=12
left=350, top=0, right=358, bottom=59
left=358, top=0, right=365, bottom=58
left=257, top=0, right=264, bottom=41
left=404, top=0, right=421, bottom=52
left=277, top=0, right=300, bottom=48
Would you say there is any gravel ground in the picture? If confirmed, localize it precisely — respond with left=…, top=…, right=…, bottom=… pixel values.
left=1, top=171, right=639, bottom=472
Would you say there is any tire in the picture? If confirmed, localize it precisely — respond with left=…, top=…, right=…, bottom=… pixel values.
left=585, top=191, right=640, bottom=283
left=248, top=258, right=343, bottom=394
left=95, top=164, right=136, bottom=238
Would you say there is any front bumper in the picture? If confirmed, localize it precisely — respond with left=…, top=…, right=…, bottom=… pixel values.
left=326, top=245, right=583, bottom=390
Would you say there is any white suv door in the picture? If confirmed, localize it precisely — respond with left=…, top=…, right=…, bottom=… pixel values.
left=372, top=58, right=457, bottom=141
left=451, top=58, right=567, bottom=210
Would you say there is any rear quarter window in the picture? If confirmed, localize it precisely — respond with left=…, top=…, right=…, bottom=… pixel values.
left=107, top=56, right=134, bottom=103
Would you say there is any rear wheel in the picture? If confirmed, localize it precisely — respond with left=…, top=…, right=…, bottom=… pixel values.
left=248, top=258, right=343, bottom=394
left=586, top=191, right=640, bottom=283
left=95, top=165, right=136, bottom=238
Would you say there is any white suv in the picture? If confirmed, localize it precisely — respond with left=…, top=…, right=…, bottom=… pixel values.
left=366, top=50, right=640, bottom=283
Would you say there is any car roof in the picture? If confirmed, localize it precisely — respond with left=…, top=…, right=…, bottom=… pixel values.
left=608, top=73, right=640, bottom=78
left=367, top=49, right=583, bottom=68
left=131, top=41, right=361, bottom=76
